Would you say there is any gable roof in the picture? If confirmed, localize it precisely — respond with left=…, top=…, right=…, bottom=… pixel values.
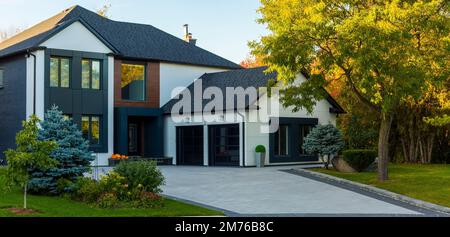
left=162, top=66, right=345, bottom=114
left=0, top=5, right=241, bottom=69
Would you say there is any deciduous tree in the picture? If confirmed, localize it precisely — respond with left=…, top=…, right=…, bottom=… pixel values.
left=251, top=0, right=450, bottom=180
left=3, top=115, right=58, bottom=209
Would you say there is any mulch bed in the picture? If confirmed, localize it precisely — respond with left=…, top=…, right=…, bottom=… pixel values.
left=6, top=208, right=41, bottom=215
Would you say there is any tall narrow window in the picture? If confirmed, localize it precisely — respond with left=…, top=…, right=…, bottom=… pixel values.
left=82, top=59, right=101, bottom=90
left=0, top=69, right=4, bottom=89
left=50, top=57, right=70, bottom=88
left=274, top=125, right=289, bottom=156
left=121, top=63, right=145, bottom=101
left=299, top=125, right=313, bottom=155
left=81, top=115, right=101, bottom=145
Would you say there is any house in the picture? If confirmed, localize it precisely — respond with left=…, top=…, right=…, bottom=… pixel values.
left=0, top=6, right=344, bottom=167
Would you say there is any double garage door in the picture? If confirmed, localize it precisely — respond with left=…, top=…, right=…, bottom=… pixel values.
left=176, top=124, right=240, bottom=166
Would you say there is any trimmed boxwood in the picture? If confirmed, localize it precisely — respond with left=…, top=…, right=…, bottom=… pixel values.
left=342, top=149, right=377, bottom=172
left=255, top=145, right=266, bottom=153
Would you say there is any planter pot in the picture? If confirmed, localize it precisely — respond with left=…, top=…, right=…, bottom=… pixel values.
left=255, top=152, right=266, bottom=168
left=331, top=156, right=357, bottom=173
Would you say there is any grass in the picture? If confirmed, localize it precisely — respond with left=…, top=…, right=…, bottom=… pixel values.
left=0, top=168, right=223, bottom=217
left=311, top=163, right=450, bottom=208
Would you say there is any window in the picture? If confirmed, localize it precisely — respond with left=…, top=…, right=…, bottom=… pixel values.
left=82, top=59, right=101, bottom=90
left=299, top=125, right=313, bottom=155
left=274, top=125, right=289, bottom=156
left=81, top=115, right=101, bottom=145
left=121, top=63, right=145, bottom=101
left=0, top=69, right=4, bottom=89
left=63, top=114, right=72, bottom=121
left=50, top=57, right=70, bottom=88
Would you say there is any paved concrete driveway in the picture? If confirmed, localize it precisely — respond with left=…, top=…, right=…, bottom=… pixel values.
left=160, top=166, right=423, bottom=216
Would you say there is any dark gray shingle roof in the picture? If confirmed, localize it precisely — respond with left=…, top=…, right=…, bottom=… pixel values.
left=162, top=67, right=274, bottom=114
left=162, top=66, right=345, bottom=114
left=0, top=5, right=241, bottom=69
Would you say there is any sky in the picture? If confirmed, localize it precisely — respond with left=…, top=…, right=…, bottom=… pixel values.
left=0, top=0, right=269, bottom=64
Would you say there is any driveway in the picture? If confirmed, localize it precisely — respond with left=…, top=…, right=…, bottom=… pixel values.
left=160, top=166, right=425, bottom=216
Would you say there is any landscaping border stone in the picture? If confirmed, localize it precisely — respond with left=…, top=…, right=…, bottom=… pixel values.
left=285, top=168, right=450, bottom=216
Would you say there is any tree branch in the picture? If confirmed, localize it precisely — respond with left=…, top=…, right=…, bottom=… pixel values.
left=345, top=70, right=382, bottom=112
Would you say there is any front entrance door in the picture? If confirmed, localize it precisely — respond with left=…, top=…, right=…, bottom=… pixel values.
left=128, top=122, right=140, bottom=156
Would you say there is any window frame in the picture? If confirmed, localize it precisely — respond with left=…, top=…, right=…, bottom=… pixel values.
left=81, top=115, right=102, bottom=146
left=49, top=57, right=71, bottom=88
left=0, top=68, right=4, bottom=89
left=120, top=62, right=147, bottom=102
left=274, top=124, right=290, bottom=157
left=81, top=58, right=102, bottom=90
left=299, top=125, right=313, bottom=155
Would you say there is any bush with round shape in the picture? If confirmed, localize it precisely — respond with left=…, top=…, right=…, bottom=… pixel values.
left=342, top=149, right=377, bottom=172
left=303, top=124, right=345, bottom=169
left=255, top=145, right=266, bottom=153
left=114, top=161, right=165, bottom=194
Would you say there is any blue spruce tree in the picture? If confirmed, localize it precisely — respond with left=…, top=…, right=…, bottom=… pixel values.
left=29, top=106, right=93, bottom=195
left=303, top=124, right=345, bottom=169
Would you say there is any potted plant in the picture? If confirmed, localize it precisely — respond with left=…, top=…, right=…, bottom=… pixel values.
left=255, top=145, right=266, bottom=168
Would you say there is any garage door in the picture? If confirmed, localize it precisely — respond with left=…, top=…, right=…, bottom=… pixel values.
left=176, top=126, right=204, bottom=166
left=209, top=124, right=240, bottom=166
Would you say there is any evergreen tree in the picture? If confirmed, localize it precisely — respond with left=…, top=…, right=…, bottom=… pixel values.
left=29, top=106, right=93, bottom=195
left=303, top=124, right=345, bottom=169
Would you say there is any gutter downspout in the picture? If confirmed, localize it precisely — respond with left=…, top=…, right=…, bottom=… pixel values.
left=26, top=51, right=37, bottom=115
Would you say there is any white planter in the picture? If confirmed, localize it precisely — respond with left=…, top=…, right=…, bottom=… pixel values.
left=255, top=152, right=266, bottom=168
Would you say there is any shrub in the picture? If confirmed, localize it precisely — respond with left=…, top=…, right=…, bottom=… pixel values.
left=255, top=145, right=266, bottom=153
left=114, top=161, right=165, bottom=194
left=303, top=124, right=345, bottom=169
left=70, top=177, right=102, bottom=203
left=67, top=168, right=165, bottom=209
left=133, top=192, right=164, bottom=209
left=97, top=192, right=120, bottom=209
left=342, top=149, right=377, bottom=172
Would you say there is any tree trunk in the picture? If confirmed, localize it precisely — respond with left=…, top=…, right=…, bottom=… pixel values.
left=378, top=114, right=393, bottom=181
left=24, top=182, right=27, bottom=209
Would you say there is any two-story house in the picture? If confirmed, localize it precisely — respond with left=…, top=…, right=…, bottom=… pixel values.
left=0, top=6, right=344, bottom=167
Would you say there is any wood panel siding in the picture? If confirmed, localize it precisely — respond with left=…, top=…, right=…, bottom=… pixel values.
left=114, top=59, right=160, bottom=108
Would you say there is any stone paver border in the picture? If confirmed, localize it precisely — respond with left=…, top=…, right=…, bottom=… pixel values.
left=285, top=168, right=450, bottom=217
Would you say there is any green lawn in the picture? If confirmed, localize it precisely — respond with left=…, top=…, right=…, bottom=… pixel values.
left=311, top=163, right=450, bottom=208
left=0, top=168, right=222, bottom=217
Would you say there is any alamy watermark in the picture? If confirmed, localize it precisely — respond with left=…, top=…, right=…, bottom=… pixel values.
left=169, top=79, right=281, bottom=133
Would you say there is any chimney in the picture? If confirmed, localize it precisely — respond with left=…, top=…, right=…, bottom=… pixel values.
left=183, top=24, right=197, bottom=45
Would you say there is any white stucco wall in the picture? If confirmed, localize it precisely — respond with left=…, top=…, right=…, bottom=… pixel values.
left=27, top=21, right=114, bottom=166
left=244, top=74, right=337, bottom=166
left=95, top=55, right=115, bottom=166
left=26, top=49, right=46, bottom=119
left=40, top=21, right=113, bottom=54
left=159, top=62, right=228, bottom=107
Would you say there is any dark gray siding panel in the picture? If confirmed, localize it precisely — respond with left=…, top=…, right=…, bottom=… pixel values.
left=0, top=55, right=27, bottom=162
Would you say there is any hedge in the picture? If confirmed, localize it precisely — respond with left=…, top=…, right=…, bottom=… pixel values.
left=342, top=149, right=377, bottom=172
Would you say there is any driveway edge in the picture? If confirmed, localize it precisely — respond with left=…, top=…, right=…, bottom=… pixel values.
left=288, top=168, right=450, bottom=216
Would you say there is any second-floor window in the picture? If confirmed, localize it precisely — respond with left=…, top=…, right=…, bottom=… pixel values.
left=121, top=63, right=145, bottom=101
left=50, top=57, right=70, bottom=88
left=82, top=59, right=101, bottom=90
